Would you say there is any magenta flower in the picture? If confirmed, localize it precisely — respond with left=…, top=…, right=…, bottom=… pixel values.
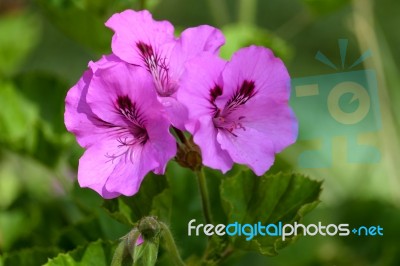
left=178, top=46, right=298, bottom=175
left=64, top=55, right=176, bottom=198
left=105, top=9, right=225, bottom=128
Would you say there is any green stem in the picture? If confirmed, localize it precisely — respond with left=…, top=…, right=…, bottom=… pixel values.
left=219, top=245, right=234, bottom=264
left=196, top=168, right=213, bottom=225
left=139, top=0, right=146, bottom=10
left=352, top=0, right=400, bottom=205
left=111, top=229, right=140, bottom=266
left=206, top=0, right=230, bottom=26
left=238, top=0, right=257, bottom=25
left=275, top=9, right=311, bottom=39
left=160, top=222, right=186, bottom=266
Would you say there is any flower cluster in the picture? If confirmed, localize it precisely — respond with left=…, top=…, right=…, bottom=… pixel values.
left=65, top=9, right=298, bottom=198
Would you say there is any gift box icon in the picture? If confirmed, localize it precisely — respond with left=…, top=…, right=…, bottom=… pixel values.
left=291, top=39, right=381, bottom=168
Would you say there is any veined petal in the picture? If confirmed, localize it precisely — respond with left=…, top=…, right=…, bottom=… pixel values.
left=64, top=69, right=115, bottom=148
left=86, top=61, right=156, bottom=127
left=103, top=113, right=176, bottom=196
left=238, top=98, right=298, bottom=153
left=194, top=116, right=233, bottom=173
left=78, top=139, right=122, bottom=199
left=212, top=46, right=296, bottom=175
left=181, top=46, right=297, bottom=175
left=178, top=52, right=226, bottom=130
left=67, top=52, right=177, bottom=198
left=221, top=45, right=291, bottom=105
left=217, top=127, right=275, bottom=176
left=105, top=9, right=175, bottom=66
left=104, top=144, right=159, bottom=196
left=145, top=114, right=178, bottom=174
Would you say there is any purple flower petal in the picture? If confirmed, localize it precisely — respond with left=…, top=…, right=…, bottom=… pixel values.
left=86, top=60, right=156, bottom=128
left=194, top=116, right=233, bottom=172
left=104, top=144, right=159, bottom=196
left=65, top=56, right=176, bottom=198
left=169, top=25, right=225, bottom=82
left=78, top=140, right=122, bottom=199
left=179, top=25, right=225, bottom=55
left=145, top=112, right=178, bottom=174
left=64, top=69, right=113, bottom=148
left=178, top=52, right=226, bottom=131
left=179, top=46, right=297, bottom=175
left=105, top=9, right=175, bottom=66
left=235, top=98, right=298, bottom=154
left=159, top=96, right=188, bottom=130
left=217, top=126, right=275, bottom=176
left=221, top=45, right=291, bottom=104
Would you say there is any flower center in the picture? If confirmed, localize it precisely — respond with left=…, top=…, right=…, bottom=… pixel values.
left=211, top=80, right=256, bottom=136
left=136, top=42, right=177, bottom=97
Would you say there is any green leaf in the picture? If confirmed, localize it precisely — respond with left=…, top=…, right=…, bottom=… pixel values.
left=1, top=247, right=59, bottom=266
left=204, top=165, right=244, bottom=225
left=302, top=0, right=350, bottom=16
left=35, top=0, right=161, bottom=54
left=35, top=0, right=111, bottom=54
left=220, top=171, right=321, bottom=256
left=0, top=81, right=38, bottom=150
left=220, top=24, right=293, bottom=62
left=0, top=11, right=41, bottom=76
left=56, top=216, right=108, bottom=250
left=13, top=72, right=69, bottom=136
left=0, top=162, right=21, bottom=210
left=0, top=73, right=71, bottom=167
left=45, top=240, right=116, bottom=266
left=11, top=72, right=72, bottom=166
left=102, top=173, right=171, bottom=226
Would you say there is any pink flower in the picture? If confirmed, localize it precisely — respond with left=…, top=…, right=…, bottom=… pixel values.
left=178, top=46, right=298, bottom=175
left=64, top=55, right=176, bottom=198
left=105, top=9, right=225, bottom=128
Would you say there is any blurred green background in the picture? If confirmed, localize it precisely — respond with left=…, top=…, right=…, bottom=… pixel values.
left=0, top=0, right=399, bottom=265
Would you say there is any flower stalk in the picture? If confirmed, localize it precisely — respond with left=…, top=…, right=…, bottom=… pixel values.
left=196, top=168, right=213, bottom=225
left=139, top=0, right=146, bottom=10
left=160, top=222, right=186, bottom=266
left=173, top=127, right=213, bottom=225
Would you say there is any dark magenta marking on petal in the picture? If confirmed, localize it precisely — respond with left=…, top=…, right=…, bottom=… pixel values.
left=226, top=80, right=256, bottom=109
left=117, top=95, right=135, bottom=112
left=212, top=80, right=255, bottom=136
left=239, top=80, right=256, bottom=100
left=98, top=95, right=150, bottom=163
left=136, top=42, right=174, bottom=97
left=209, top=84, right=223, bottom=116
left=115, top=95, right=148, bottom=145
left=210, top=84, right=223, bottom=102
left=136, top=41, right=169, bottom=73
left=136, top=41, right=155, bottom=59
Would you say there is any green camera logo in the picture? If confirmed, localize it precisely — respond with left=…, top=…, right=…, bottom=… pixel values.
left=291, top=40, right=381, bottom=168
